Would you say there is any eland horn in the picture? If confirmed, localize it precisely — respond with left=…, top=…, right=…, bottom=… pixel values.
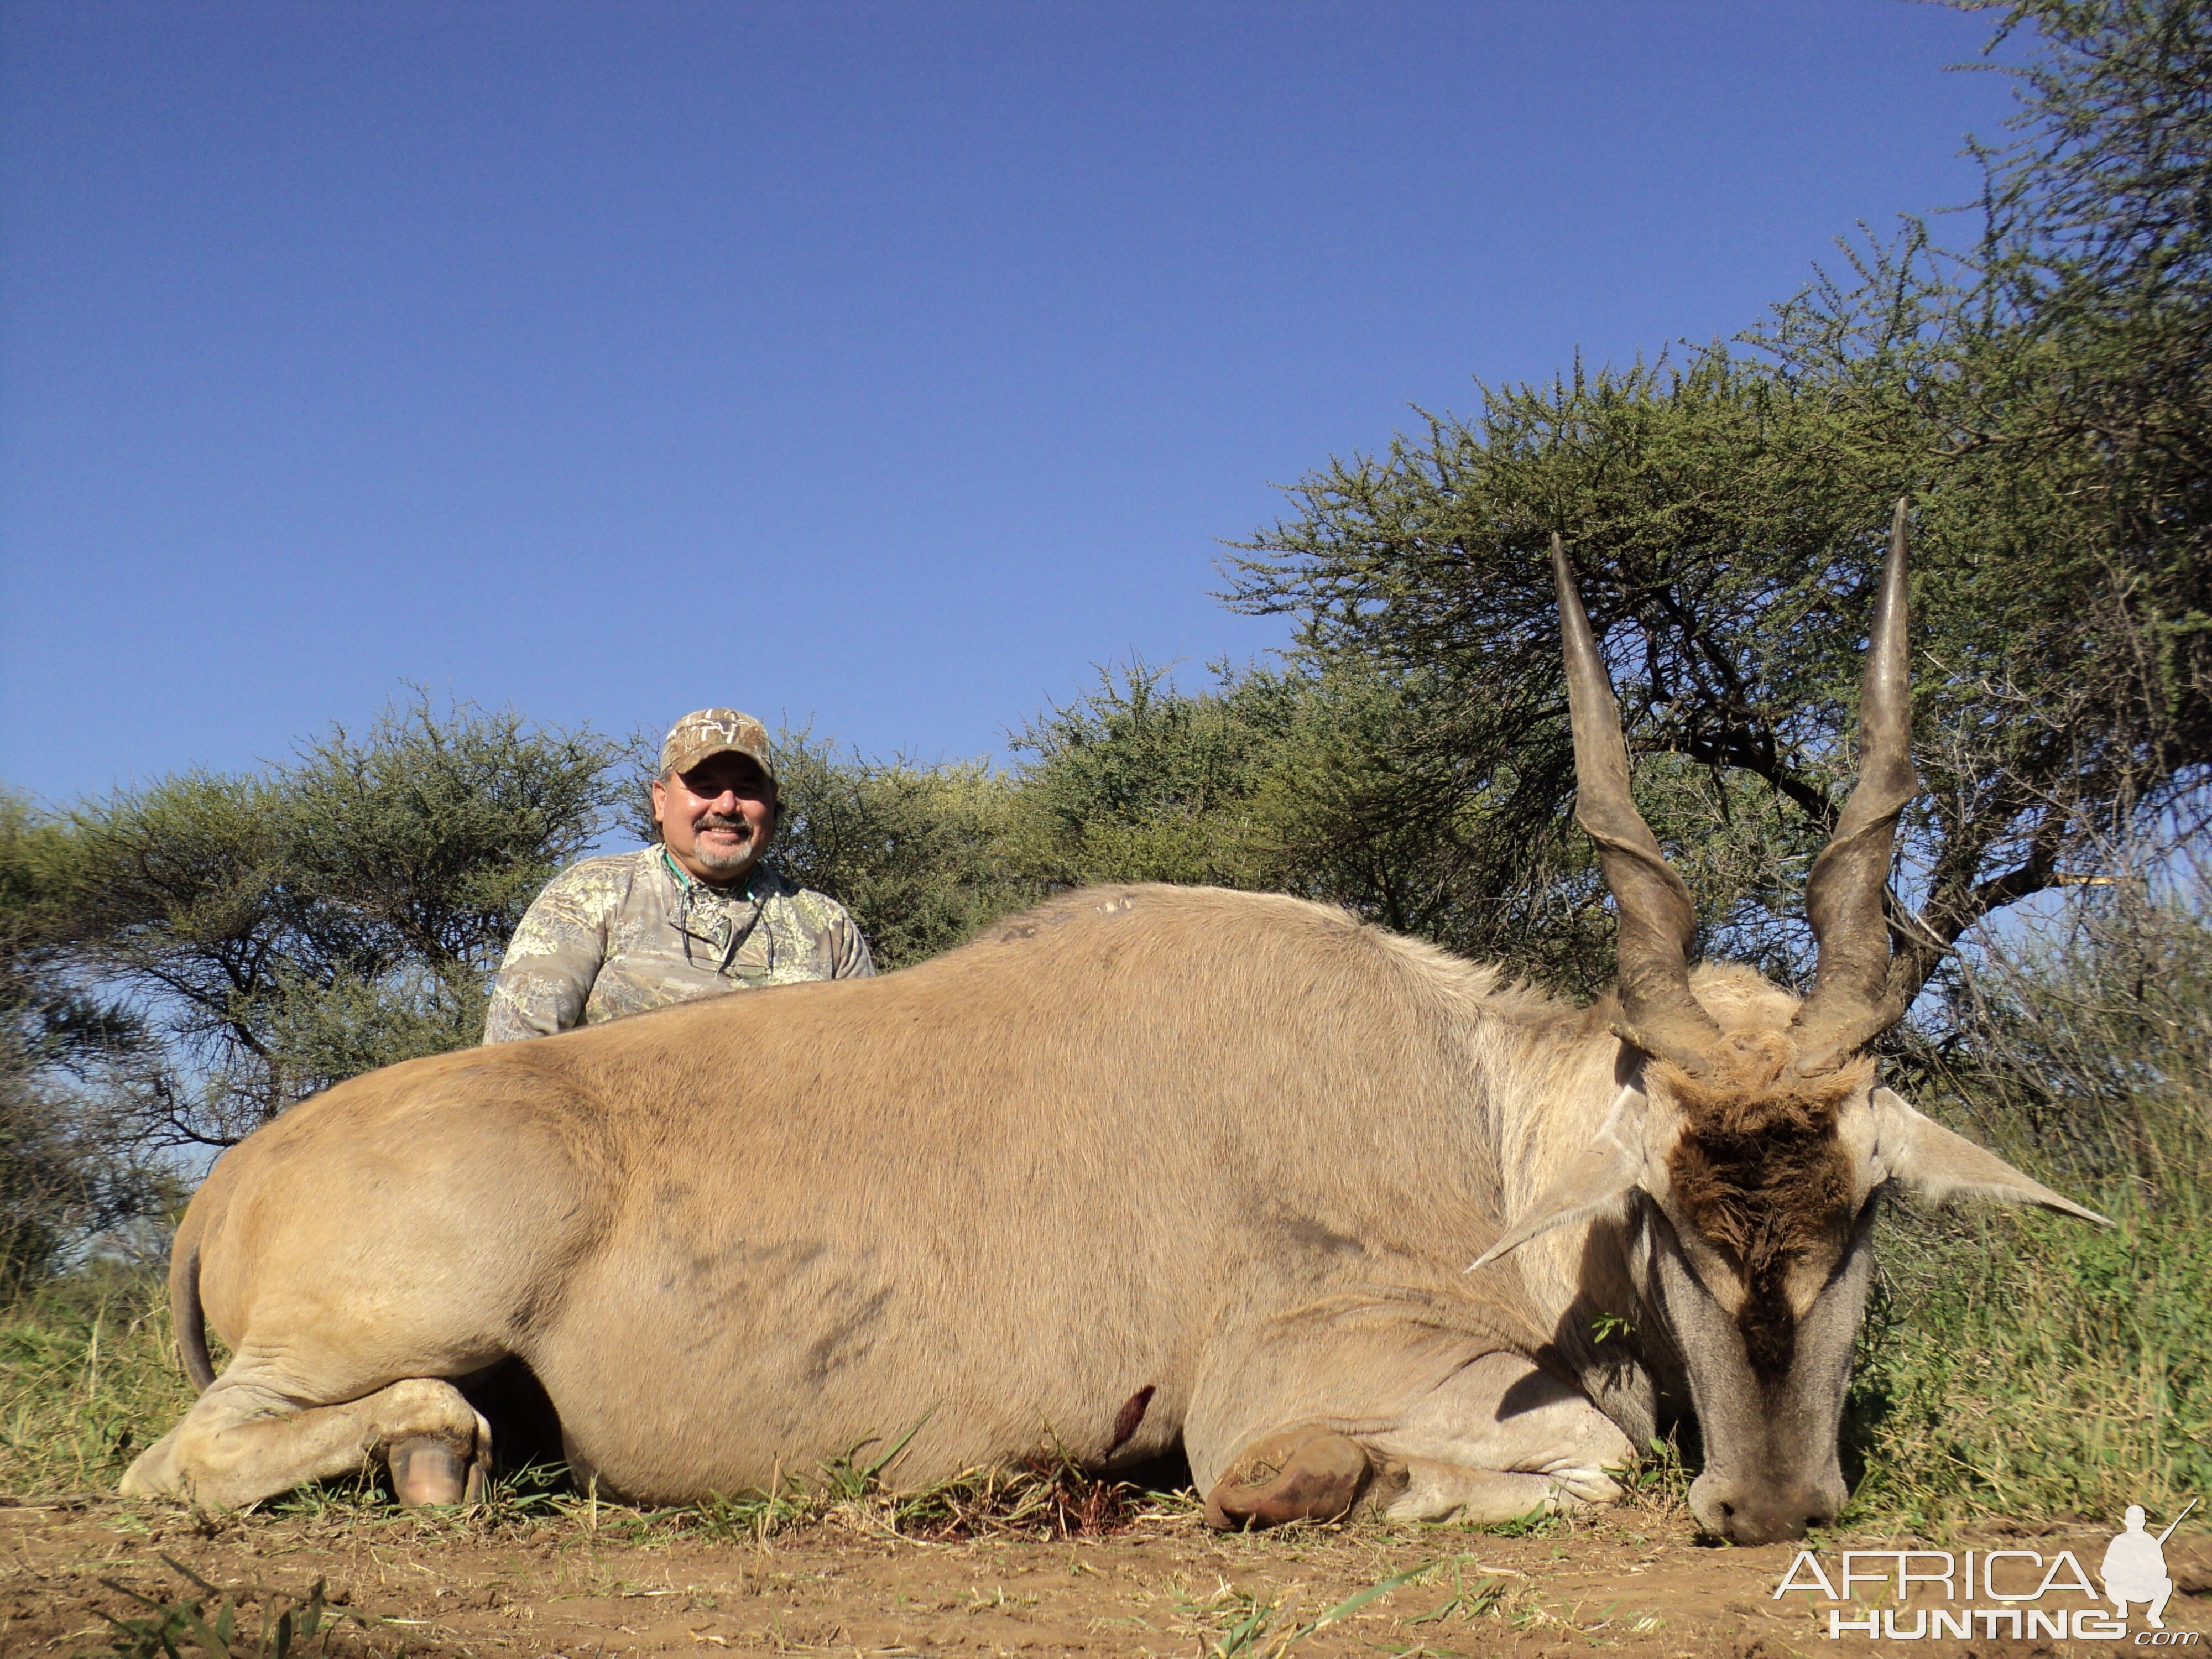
left=1790, top=499, right=1919, bottom=1074
left=1551, top=535, right=1720, bottom=1076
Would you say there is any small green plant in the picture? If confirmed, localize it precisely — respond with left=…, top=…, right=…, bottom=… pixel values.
left=100, top=1555, right=363, bottom=1659
left=1613, top=1430, right=1694, bottom=1516
left=817, top=1417, right=928, bottom=1503
left=1201, top=1587, right=1276, bottom=1657
left=1459, top=1502, right=1563, bottom=1539
left=1291, top=1558, right=1438, bottom=1636
left=1407, top=1555, right=1509, bottom=1626
left=691, top=1477, right=819, bottom=1545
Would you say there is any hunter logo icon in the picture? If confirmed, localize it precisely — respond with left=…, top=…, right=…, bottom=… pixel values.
left=2106, top=1499, right=2196, bottom=1630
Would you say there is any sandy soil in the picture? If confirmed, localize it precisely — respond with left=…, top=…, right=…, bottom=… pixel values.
left=3, top=1496, right=2206, bottom=1658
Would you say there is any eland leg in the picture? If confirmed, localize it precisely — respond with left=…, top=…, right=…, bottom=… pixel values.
left=1186, top=1298, right=1633, bottom=1530
left=121, top=1357, right=491, bottom=1511
left=1361, top=1350, right=1632, bottom=1523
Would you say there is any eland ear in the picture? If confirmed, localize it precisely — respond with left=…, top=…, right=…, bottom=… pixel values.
left=1871, top=1088, right=2112, bottom=1226
left=1467, top=1086, right=1646, bottom=1272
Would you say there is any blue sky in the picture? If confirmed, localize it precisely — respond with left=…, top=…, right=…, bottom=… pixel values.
left=1, top=1, right=2020, bottom=806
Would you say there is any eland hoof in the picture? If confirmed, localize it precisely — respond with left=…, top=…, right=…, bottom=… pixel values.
left=1205, top=1425, right=1370, bottom=1530
left=387, top=1436, right=474, bottom=1507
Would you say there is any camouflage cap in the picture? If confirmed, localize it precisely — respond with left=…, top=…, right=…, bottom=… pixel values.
left=659, top=709, right=775, bottom=785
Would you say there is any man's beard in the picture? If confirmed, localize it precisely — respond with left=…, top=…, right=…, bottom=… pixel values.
left=691, top=815, right=759, bottom=877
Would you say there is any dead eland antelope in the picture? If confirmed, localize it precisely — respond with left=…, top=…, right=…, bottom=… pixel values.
left=122, top=503, right=2105, bottom=1544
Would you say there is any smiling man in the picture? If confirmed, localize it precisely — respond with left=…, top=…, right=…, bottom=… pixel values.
left=482, top=709, right=873, bottom=1044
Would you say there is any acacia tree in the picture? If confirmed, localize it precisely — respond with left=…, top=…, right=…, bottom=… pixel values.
left=1223, top=0, right=2212, bottom=1009
left=1, top=794, right=168, bottom=1282
left=56, top=697, right=621, bottom=1149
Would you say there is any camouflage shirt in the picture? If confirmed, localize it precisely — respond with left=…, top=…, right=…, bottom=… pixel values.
left=482, top=847, right=874, bottom=1043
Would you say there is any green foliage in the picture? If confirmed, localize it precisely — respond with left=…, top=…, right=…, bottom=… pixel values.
left=1224, top=337, right=2199, bottom=999
left=1843, top=884, right=2212, bottom=1527
left=56, top=695, right=621, bottom=1147
left=0, top=1265, right=200, bottom=1495
left=998, top=657, right=1580, bottom=987
left=1213, top=2, right=2211, bottom=1003
left=0, top=794, right=166, bottom=1286
left=766, top=734, right=1039, bottom=969
left=1003, top=660, right=1298, bottom=890
left=1975, top=0, right=2212, bottom=554
left=277, top=695, right=615, bottom=970
left=1849, top=1199, right=2210, bottom=1529
left=2, top=700, right=612, bottom=1274
left=1405, top=1557, right=1510, bottom=1627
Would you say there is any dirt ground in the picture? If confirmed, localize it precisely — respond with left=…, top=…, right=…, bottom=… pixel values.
left=3, top=1495, right=2207, bottom=1659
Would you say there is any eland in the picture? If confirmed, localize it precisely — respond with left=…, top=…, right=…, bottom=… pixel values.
left=123, top=503, right=2105, bottom=1543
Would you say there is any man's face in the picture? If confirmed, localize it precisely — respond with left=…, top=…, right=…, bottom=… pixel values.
left=652, top=753, right=777, bottom=885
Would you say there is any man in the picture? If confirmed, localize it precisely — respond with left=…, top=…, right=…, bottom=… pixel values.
left=483, top=709, right=873, bottom=1043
